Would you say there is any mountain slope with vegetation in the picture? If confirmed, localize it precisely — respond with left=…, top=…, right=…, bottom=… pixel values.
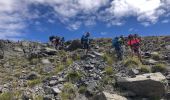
left=0, top=36, right=169, bottom=100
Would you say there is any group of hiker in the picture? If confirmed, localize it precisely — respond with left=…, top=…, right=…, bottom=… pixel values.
left=49, top=36, right=65, bottom=49
left=112, top=34, right=142, bottom=61
left=49, top=32, right=142, bottom=61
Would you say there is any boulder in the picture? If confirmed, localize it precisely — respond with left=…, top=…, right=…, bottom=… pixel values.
left=67, top=40, right=82, bottom=51
left=41, top=59, right=51, bottom=64
left=93, top=91, right=127, bottom=100
left=14, top=47, right=23, bottom=52
left=52, top=86, right=61, bottom=94
left=26, top=72, right=39, bottom=80
left=166, top=45, right=170, bottom=50
left=117, top=72, right=168, bottom=98
left=43, top=47, right=57, bottom=55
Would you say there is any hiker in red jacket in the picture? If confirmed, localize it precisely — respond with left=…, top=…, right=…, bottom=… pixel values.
left=127, top=34, right=142, bottom=61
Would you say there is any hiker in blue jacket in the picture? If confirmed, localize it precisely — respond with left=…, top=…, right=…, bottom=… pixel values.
left=112, top=37, right=123, bottom=60
left=81, top=32, right=91, bottom=55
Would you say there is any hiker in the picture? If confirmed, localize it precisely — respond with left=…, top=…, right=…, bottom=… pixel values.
left=49, top=36, right=60, bottom=49
left=112, top=37, right=123, bottom=60
left=127, top=34, right=142, bottom=61
left=49, top=36, right=56, bottom=46
left=119, top=35, right=126, bottom=59
left=81, top=32, right=91, bottom=55
left=60, top=37, right=65, bottom=47
left=54, top=36, right=61, bottom=49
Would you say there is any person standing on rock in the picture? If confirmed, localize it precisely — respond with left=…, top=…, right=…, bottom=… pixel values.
left=119, top=35, right=126, bottom=59
left=81, top=32, right=91, bottom=55
left=112, top=37, right=123, bottom=60
left=127, top=34, right=142, bottom=61
left=60, top=37, right=65, bottom=48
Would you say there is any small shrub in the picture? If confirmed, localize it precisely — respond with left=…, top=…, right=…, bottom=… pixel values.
left=105, top=66, right=114, bottom=75
left=27, top=79, right=41, bottom=87
left=103, top=53, right=115, bottom=65
left=124, top=57, right=141, bottom=68
left=55, top=64, right=64, bottom=73
left=140, top=65, right=150, bottom=73
left=34, top=95, right=43, bottom=100
left=78, top=86, right=87, bottom=94
left=152, top=63, right=166, bottom=72
left=59, top=50, right=67, bottom=56
left=60, top=82, right=76, bottom=100
left=72, top=53, right=81, bottom=61
left=151, top=53, right=160, bottom=61
left=0, top=92, right=13, bottom=100
left=67, top=71, right=82, bottom=82
left=65, top=58, right=73, bottom=66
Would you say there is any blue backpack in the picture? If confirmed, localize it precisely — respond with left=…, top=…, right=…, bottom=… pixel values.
left=112, top=38, right=120, bottom=49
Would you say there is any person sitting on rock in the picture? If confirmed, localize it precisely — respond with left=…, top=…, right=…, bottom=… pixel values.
left=81, top=32, right=91, bottom=55
left=127, top=34, right=142, bottom=61
left=112, top=37, right=123, bottom=60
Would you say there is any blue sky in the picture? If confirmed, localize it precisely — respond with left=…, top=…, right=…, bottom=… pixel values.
left=0, top=0, right=170, bottom=42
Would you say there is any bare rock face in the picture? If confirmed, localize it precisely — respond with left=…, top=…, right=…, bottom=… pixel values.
left=93, top=91, right=127, bottom=100
left=117, top=72, right=168, bottom=98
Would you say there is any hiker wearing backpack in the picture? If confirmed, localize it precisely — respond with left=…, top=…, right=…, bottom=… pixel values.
left=127, top=34, right=142, bottom=61
left=112, top=37, right=123, bottom=60
left=54, top=36, right=61, bottom=49
left=60, top=37, right=65, bottom=48
left=81, top=32, right=91, bottom=55
left=119, top=35, right=126, bottom=59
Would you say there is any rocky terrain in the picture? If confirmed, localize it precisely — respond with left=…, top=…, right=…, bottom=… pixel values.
left=0, top=36, right=169, bottom=100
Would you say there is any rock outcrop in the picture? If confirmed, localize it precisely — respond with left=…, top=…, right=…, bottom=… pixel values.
left=117, top=72, right=168, bottom=98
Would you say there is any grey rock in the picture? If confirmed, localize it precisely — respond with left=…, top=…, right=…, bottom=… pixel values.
left=128, top=68, right=139, bottom=77
left=43, top=86, right=53, bottom=94
left=92, top=51, right=103, bottom=57
left=43, top=66, right=55, bottom=73
left=52, top=86, right=61, bottom=94
left=14, top=47, right=23, bottom=52
left=26, top=72, right=39, bottom=80
left=166, top=45, right=170, bottom=50
left=41, top=59, right=51, bottom=64
left=117, top=72, right=168, bottom=98
left=93, top=91, right=127, bottom=100
left=43, top=47, right=57, bottom=55
left=49, top=80, right=58, bottom=86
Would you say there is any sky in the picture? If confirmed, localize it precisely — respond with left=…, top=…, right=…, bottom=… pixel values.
left=0, top=0, right=170, bottom=42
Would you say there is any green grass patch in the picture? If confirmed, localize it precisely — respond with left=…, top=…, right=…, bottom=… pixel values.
left=102, top=52, right=116, bottom=65
left=60, top=82, right=76, bottom=100
left=27, top=79, right=41, bottom=87
left=140, top=65, right=151, bottom=73
left=67, top=71, right=82, bottom=82
left=105, top=66, right=114, bottom=75
left=0, top=92, right=13, bottom=100
left=152, top=63, right=166, bottom=73
left=78, top=86, right=87, bottom=94
left=123, top=57, right=141, bottom=68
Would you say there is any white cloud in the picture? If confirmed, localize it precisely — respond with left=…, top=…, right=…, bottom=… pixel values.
left=161, top=19, right=169, bottom=23
left=106, top=0, right=165, bottom=25
left=0, top=0, right=27, bottom=39
left=0, top=0, right=170, bottom=40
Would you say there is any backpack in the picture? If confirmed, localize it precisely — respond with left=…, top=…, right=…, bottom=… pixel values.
left=81, top=35, right=85, bottom=44
left=112, top=38, right=120, bottom=49
left=49, top=36, right=55, bottom=41
left=81, top=35, right=89, bottom=44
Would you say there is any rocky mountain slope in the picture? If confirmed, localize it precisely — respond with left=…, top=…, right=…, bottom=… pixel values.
left=0, top=36, right=169, bottom=100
